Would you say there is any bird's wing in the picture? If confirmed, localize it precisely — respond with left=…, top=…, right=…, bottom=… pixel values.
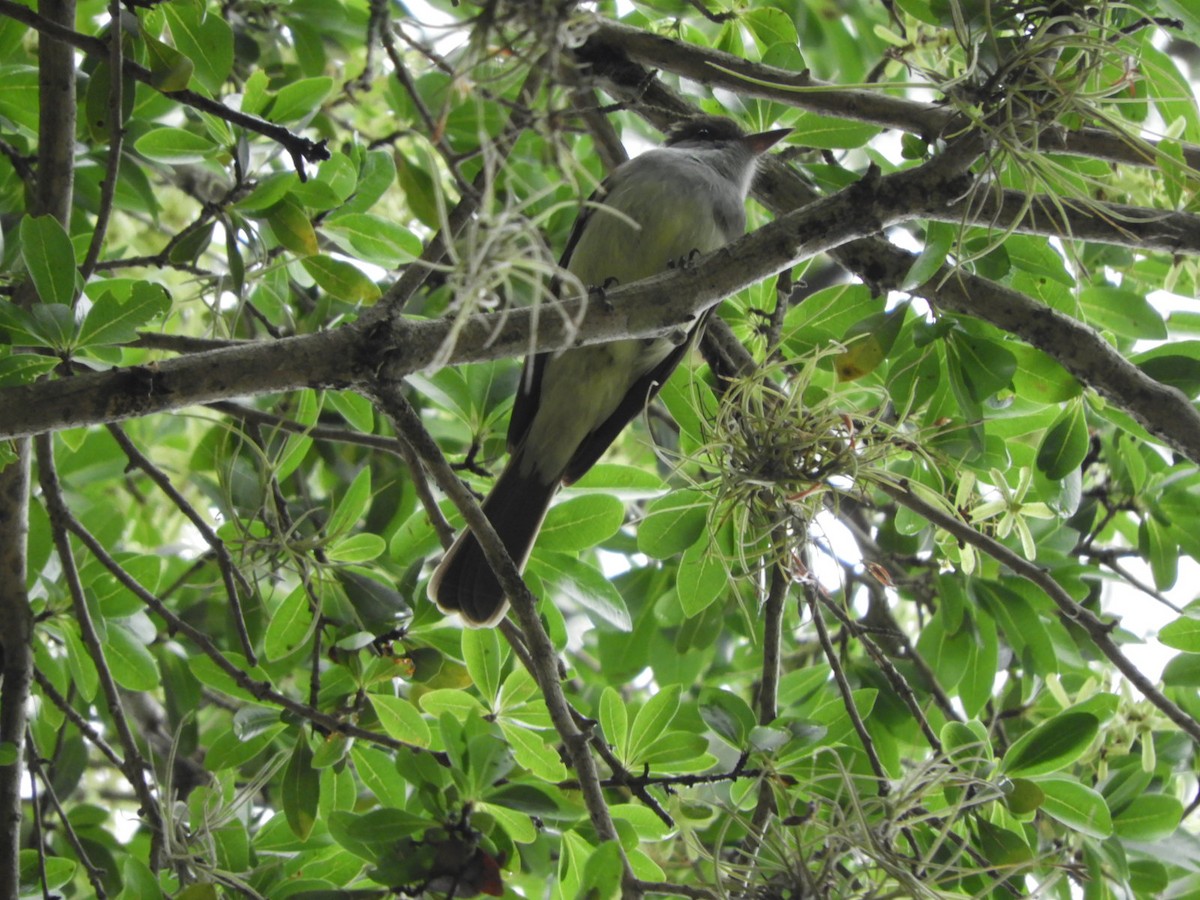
left=560, top=308, right=713, bottom=485
left=507, top=176, right=615, bottom=453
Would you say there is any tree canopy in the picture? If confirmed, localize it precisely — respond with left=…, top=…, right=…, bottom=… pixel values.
left=1, top=0, right=1200, bottom=897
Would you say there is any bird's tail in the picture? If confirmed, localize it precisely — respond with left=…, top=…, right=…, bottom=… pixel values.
left=427, top=454, right=557, bottom=627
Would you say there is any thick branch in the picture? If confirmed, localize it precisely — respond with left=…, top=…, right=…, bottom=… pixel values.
left=583, top=18, right=1200, bottom=171
left=937, top=189, right=1200, bottom=255
left=589, top=47, right=1200, bottom=467
left=0, top=0, right=77, bottom=892
left=0, top=152, right=978, bottom=440
left=0, top=449, right=32, bottom=900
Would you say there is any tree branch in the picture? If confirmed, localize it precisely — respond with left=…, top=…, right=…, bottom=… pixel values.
left=0, top=0, right=78, bottom=890
left=582, top=17, right=1200, bottom=171
left=0, top=147, right=980, bottom=441
left=370, top=384, right=638, bottom=891
left=36, top=433, right=167, bottom=869
left=877, top=479, right=1200, bottom=747
left=0, top=0, right=329, bottom=176
left=590, top=48, right=1200, bottom=465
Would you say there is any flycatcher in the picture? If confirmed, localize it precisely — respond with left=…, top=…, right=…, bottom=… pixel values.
left=429, top=116, right=791, bottom=626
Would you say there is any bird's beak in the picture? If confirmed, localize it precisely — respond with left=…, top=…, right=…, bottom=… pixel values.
left=744, top=128, right=792, bottom=155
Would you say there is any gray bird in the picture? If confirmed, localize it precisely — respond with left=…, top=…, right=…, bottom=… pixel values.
left=429, top=116, right=791, bottom=626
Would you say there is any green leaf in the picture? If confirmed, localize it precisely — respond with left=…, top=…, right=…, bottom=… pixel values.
left=118, top=856, right=164, bottom=900
left=477, top=800, right=536, bottom=844
left=904, top=222, right=954, bottom=289
left=538, top=494, right=625, bottom=553
left=835, top=303, right=909, bottom=381
left=135, top=126, right=218, bottom=163
left=142, top=33, right=194, bottom=91
left=78, top=282, right=170, bottom=348
left=325, top=532, right=386, bottom=563
left=324, top=213, right=422, bottom=267
left=369, top=694, right=431, bottom=748
left=282, top=731, right=320, bottom=840
left=204, top=725, right=284, bottom=772
left=637, top=490, right=706, bottom=558
left=525, top=551, right=630, bottom=631
left=263, top=584, right=314, bottom=662
left=973, top=580, right=1057, bottom=675
left=462, top=626, right=504, bottom=703
left=0, top=353, right=59, bottom=386
left=0, top=65, right=39, bottom=131
left=1134, top=348, right=1200, bottom=397
left=418, top=688, right=487, bottom=719
left=1006, top=234, right=1075, bottom=286
left=1162, top=651, right=1200, bottom=686
left=973, top=818, right=1033, bottom=866
left=0, top=302, right=51, bottom=348
left=1003, top=777, right=1044, bottom=815
left=1009, top=344, right=1082, bottom=404
left=327, top=390, right=374, bottom=432
left=1037, top=776, right=1113, bottom=839
left=269, top=76, right=334, bottom=123
left=263, top=198, right=319, bottom=257
left=1112, top=793, right=1183, bottom=842
left=1078, top=286, right=1167, bottom=340
left=499, top=722, right=569, bottom=782
left=1159, top=614, right=1200, bottom=652
left=1139, top=515, right=1178, bottom=591
left=1036, top=400, right=1089, bottom=481
left=745, top=7, right=799, bottom=48
left=103, top=622, right=160, bottom=691
left=1000, top=711, right=1098, bottom=777
left=599, top=686, right=628, bottom=759
left=162, top=2, right=233, bottom=94
left=84, top=61, right=135, bottom=144
left=335, top=807, right=429, bottom=844
left=960, top=612, right=997, bottom=718
left=698, top=688, right=756, bottom=749
left=579, top=841, right=623, bottom=900
left=19, top=215, right=77, bottom=306
left=327, top=466, right=372, bottom=537
left=916, top=607, right=970, bottom=690
left=951, top=332, right=1018, bottom=403
left=676, top=538, right=728, bottom=617
left=60, top=624, right=99, bottom=703
left=788, top=110, right=881, bottom=149
left=350, top=745, right=408, bottom=808
left=627, top=684, right=680, bottom=765
left=301, top=254, right=381, bottom=303
left=235, top=172, right=299, bottom=212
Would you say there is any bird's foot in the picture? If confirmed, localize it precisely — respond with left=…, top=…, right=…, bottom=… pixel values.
left=666, top=248, right=704, bottom=270
left=587, top=278, right=619, bottom=310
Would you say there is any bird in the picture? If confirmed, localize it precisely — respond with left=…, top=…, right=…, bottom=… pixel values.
left=428, top=116, right=791, bottom=626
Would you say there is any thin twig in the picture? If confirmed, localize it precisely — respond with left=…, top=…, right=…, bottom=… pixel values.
left=44, top=487, right=439, bottom=758
left=25, top=746, right=50, bottom=900
left=32, top=670, right=125, bottom=770
left=79, top=0, right=125, bottom=280
left=36, top=434, right=166, bottom=868
left=806, top=583, right=891, bottom=794
left=25, top=734, right=108, bottom=898
left=878, top=480, right=1200, bottom=746
left=0, top=0, right=329, bottom=176
left=106, top=423, right=257, bottom=662
left=816, top=593, right=947, bottom=752
left=369, top=382, right=639, bottom=892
